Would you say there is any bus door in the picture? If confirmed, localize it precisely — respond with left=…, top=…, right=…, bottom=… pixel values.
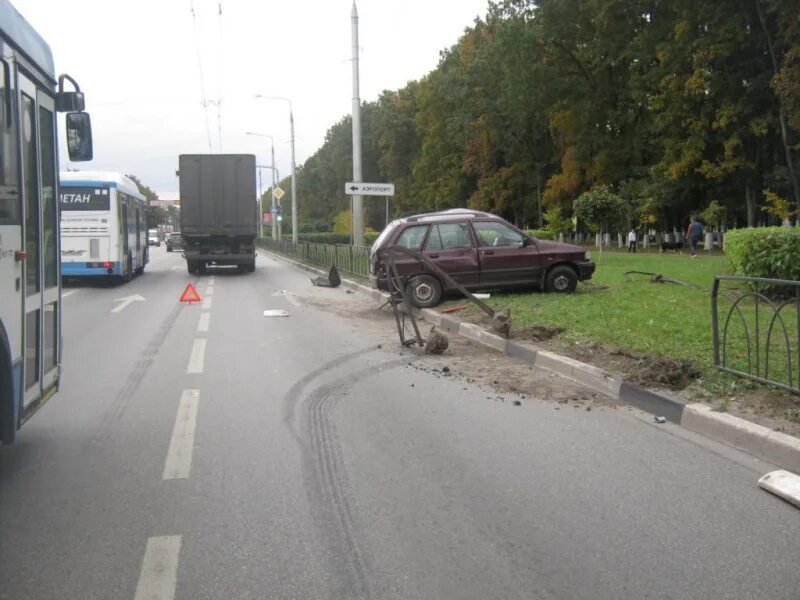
left=119, top=193, right=132, bottom=273
left=0, top=54, right=22, bottom=415
left=19, top=72, right=59, bottom=411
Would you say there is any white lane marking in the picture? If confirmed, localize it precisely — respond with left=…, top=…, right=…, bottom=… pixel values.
left=134, top=535, right=182, bottom=600
left=202, top=297, right=212, bottom=310
left=163, top=390, right=200, bottom=480
left=187, top=339, right=206, bottom=374
left=197, top=312, right=210, bottom=333
left=110, top=294, right=146, bottom=314
left=62, top=290, right=79, bottom=298
left=205, top=286, right=214, bottom=297
left=209, top=276, right=216, bottom=285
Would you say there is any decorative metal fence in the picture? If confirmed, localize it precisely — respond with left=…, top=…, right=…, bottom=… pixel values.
left=258, top=238, right=372, bottom=279
left=711, top=275, right=800, bottom=394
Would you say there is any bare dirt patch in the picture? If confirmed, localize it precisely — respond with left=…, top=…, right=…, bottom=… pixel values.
left=298, top=289, right=614, bottom=411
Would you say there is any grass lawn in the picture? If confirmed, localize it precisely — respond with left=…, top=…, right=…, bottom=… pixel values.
left=484, top=250, right=730, bottom=372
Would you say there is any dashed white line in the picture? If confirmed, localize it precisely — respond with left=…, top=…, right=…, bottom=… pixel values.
left=187, top=339, right=206, bottom=374
left=197, top=312, right=210, bottom=333
left=205, top=286, right=214, bottom=297
left=134, top=535, right=182, bottom=600
left=209, top=276, right=216, bottom=285
left=62, top=290, right=79, bottom=298
left=163, top=390, right=200, bottom=480
left=202, top=297, right=212, bottom=310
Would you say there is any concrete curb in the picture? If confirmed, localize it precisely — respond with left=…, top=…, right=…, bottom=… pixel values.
left=264, top=249, right=800, bottom=474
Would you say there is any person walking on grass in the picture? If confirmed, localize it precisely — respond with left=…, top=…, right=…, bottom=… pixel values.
left=686, top=216, right=703, bottom=258
left=627, top=228, right=637, bottom=253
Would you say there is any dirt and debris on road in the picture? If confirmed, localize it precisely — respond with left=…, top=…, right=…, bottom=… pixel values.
left=299, top=289, right=613, bottom=410
left=298, top=286, right=800, bottom=436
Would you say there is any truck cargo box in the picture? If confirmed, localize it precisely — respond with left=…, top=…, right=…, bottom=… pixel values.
left=179, top=154, right=257, bottom=237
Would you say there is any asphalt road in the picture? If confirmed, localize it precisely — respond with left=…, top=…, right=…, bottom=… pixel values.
left=1, top=246, right=798, bottom=600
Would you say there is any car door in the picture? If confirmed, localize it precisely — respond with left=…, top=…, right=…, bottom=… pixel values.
left=472, top=220, right=541, bottom=286
left=422, top=221, right=479, bottom=287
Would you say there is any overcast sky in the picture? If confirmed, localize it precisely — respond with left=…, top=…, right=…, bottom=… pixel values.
left=14, top=0, right=489, bottom=199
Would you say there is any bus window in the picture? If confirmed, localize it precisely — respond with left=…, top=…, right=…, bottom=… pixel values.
left=39, top=105, right=57, bottom=288
left=22, top=94, right=39, bottom=295
left=0, top=59, right=18, bottom=222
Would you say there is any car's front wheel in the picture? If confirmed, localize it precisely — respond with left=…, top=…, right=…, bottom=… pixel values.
left=545, top=265, right=578, bottom=293
left=405, top=274, right=443, bottom=308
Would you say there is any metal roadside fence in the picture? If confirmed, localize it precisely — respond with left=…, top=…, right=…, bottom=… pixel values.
left=712, top=275, right=800, bottom=395
left=258, top=238, right=372, bottom=279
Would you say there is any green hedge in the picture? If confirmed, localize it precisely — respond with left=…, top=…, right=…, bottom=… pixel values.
left=524, top=229, right=556, bottom=240
left=725, top=227, right=800, bottom=281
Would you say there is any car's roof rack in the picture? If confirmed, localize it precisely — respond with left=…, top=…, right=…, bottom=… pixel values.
left=403, top=208, right=494, bottom=222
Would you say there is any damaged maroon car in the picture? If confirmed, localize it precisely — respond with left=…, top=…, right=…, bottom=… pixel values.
left=369, top=209, right=595, bottom=308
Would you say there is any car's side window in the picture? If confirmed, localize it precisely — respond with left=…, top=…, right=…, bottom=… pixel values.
left=394, top=225, right=430, bottom=250
left=425, top=223, right=473, bottom=251
left=473, top=221, right=524, bottom=247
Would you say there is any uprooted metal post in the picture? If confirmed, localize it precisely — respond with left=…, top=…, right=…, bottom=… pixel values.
left=382, top=246, right=511, bottom=341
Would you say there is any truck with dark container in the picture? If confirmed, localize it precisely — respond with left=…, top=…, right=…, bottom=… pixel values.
left=178, top=154, right=258, bottom=275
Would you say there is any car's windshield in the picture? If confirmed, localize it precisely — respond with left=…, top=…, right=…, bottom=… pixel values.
left=370, top=222, right=396, bottom=255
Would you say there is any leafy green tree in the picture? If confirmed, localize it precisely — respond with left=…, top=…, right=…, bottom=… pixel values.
left=573, top=187, right=627, bottom=233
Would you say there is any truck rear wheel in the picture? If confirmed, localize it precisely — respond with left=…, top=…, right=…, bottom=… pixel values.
left=187, top=260, right=198, bottom=275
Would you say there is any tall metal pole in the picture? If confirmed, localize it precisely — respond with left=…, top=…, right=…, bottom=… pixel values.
left=257, top=167, right=263, bottom=238
left=271, top=141, right=277, bottom=239
left=351, top=1, right=364, bottom=246
left=289, top=109, right=297, bottom=243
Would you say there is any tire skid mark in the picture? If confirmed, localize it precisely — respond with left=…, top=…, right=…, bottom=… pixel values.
left=84, top=303, right=183, bottom=449
left=284, top=350, right=403, bottom=600
left=307, top=381, right=371, bottom=599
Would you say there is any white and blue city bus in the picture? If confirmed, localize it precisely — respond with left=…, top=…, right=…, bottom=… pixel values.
left=60, top=171, right=148, bottom=280
left=0, top=0, right=93, bottom=444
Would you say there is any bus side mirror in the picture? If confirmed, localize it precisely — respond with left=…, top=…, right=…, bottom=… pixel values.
left=66, top=112, right=93, bottom=162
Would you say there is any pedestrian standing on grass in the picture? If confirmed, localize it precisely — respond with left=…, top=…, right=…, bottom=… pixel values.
left=686, top=216, right=703, bottom=258
left=627, top=228, right=637, bottom=253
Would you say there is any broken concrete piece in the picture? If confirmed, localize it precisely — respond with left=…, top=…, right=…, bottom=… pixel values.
left=425, top=326, right=449, bottom=355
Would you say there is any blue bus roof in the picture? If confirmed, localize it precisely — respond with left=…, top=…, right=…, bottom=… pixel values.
left=60, top=171, right=146, bottom=202
left=0, top=0, right=54, bottom=78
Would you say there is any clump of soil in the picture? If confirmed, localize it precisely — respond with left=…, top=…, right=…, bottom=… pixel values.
left=521, top=325, right=565, bottom=342
left=626, top=357, right=701, bottom=389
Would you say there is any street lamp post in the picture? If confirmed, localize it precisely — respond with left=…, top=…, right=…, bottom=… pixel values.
left=245, top=131, right=277, bottom=239
left=254, top=95, right=297, bottom=243
left=257, top=164, right=280, bottom=240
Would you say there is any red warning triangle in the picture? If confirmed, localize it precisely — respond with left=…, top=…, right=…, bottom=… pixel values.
left=179, top=283, right=202, bottom=304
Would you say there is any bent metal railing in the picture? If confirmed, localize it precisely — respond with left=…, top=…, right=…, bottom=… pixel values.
left=711, top=276, right=800, bottom=395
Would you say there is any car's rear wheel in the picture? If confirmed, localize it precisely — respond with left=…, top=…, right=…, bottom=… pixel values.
left=405, top=274, right=443, bottom=308
left=545, top=265, right=577, bottom=293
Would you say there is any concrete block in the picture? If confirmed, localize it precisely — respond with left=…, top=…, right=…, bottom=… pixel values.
left=569, top=363, right=622, bottom=399
left=618, top=383, right=685, bottom=423
left=458, top=322, right=484, bottom=344
left=758, top=470, right=800, bottom=509
left=679, top=404, right=800, bottom=469
left=506, top=341, right=538, bottom=365
left=439, top=314, right=462, bottom=334
left=762, top=431, right=800, bottom=473
left=534, top=350, right=576, bottom=379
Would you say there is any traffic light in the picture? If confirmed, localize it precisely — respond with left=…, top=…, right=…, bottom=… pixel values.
left=276, top=204, right=283, bottom=222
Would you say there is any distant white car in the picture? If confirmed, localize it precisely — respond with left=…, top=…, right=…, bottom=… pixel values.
left=147, top=229, right=160, bottom=246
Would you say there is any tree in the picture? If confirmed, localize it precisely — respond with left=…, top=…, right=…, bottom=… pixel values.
left=573, top=187, right=627, bottom=233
